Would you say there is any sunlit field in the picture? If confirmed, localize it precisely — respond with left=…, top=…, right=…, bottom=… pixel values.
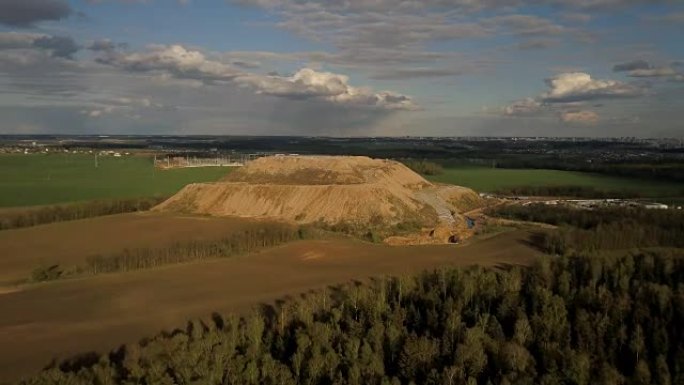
left=0, top=154, right=232, bottom=207
left=428, top=166, right=684, bottom=197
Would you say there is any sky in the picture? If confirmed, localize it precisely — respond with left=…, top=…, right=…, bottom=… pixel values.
left=0, top=0, right=682, bottom=137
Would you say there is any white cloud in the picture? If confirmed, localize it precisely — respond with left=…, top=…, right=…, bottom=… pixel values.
left=96, top=45, right=416, bottom=111
left=236, top=68, right=416, bottom=110
left=503, top=97, right=542, bottom=116
left=503, top=72, right=643, bottom=120
left=97, top=44, right=242, bottom=82
left=560, top=110, right=599, bottom=124
left=542, top=72, right=641, bottom=103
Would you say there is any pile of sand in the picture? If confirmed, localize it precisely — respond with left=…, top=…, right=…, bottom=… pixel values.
left=155, top=155, right=482, bottom=244
left=225, top=156, right=430, bottom=187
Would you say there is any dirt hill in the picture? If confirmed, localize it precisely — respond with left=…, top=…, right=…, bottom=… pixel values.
left=155, top=156, right=482, bottom=244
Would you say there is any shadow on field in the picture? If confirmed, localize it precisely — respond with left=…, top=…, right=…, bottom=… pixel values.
left=517, top=230, right=547, bottom=253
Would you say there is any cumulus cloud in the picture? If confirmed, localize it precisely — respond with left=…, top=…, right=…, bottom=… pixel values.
left=96, top=45, right=416, bottom=110
left=238, top=68, right=417, bottom=110
left=503, top=97, right=542, bottom=116
left=542, top=72, right=641, bottom=103
left=96, top=44, right=242, bottom=82
left=503, top=72, right=643, bottom=120
left=0, top=0, right=71, bottom=27
left=560, top=110, right=599, bottom=124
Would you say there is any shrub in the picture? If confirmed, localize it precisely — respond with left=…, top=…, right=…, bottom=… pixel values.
left=30, top=265, right=62, bottom=282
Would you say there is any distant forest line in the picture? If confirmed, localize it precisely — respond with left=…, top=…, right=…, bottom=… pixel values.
left=7, top=136, right=683, bottom=184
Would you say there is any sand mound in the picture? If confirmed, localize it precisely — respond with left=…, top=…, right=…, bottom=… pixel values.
left=225, top=155, right=430, bottom=187
left=155, top=155, right=482, bottom=244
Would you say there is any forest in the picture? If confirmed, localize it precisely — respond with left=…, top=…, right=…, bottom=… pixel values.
left=19, top=251, right=684, bottom=385
left=489, top=204, right=684, bottom=255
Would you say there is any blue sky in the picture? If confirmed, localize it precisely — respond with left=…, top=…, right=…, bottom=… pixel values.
left=0, top=0, right=682, bottom=137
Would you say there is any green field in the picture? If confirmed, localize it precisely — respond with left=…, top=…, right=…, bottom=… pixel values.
left=0, top=154, right=231, bottom=207
left=427, top=166, right=684, bottom=197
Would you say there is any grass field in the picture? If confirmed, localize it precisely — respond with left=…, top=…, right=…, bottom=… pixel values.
left=427, top=166, right=684, bottom=197
left=0, top=154, right=231, bottom=207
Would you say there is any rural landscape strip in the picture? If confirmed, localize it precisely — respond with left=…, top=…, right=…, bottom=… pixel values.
left=16, top=252, right=682, bottom=384
left=0, top=197, right=167, bottom=231
left=30, top=223, right=318, bottom=283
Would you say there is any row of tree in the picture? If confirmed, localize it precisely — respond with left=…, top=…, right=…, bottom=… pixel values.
left=21, top=251, right=684, bottom=384
left=488, top=204, right=684, bottom=230
left=489, top=204, right=684, bottom=254
left=29, top=223, right=317, bottom=282
left=493, top=185, right=643, bottom=199
left=487, top=157, right=684, bottom=184
left=84, top=224, right=306, bottom=275
left=0, top=197, right=167, bottom=231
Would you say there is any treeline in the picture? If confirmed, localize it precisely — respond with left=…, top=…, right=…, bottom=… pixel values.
left=494, top=185, right=642, bottom=199
left=489, top=204, right=684, bottom=254
left=400, top=159, right=444, bottom=175
left=22, top=252, right=684, bottom=384
left=492, top=158, right=684, bottom=184
left=0, top=197, right=167, bottom=231
left=31, top=223, right=314, bottom=281
left=85, top=224, right=308, bottom=275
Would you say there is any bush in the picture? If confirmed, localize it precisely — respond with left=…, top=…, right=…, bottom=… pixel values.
left=30, top=265, right=62, bottom=282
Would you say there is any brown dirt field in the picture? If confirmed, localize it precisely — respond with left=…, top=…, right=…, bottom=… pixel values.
left=0, top=229, right=541, bottom=383
left=0, top=212, right=283, bottom=286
